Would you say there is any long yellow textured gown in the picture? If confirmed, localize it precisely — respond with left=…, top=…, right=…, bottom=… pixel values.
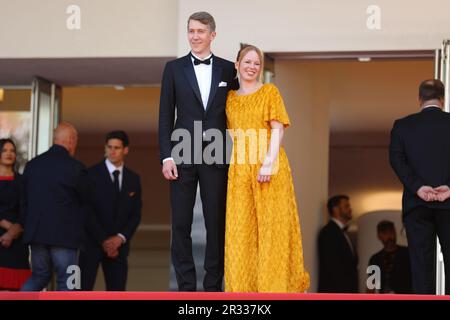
left=224, top=83, right=310, bottom=293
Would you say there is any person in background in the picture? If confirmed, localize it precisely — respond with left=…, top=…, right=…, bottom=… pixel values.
left=20, top=123, right=91, bottom=291
left=389, top=79, right=450, bottom=294
left=367, top=220, right=412, bottom=294
left=80, top=130, right=141, bottom=291
left=0, top=138, right=30, bottom=290
left=318, top=195, right=358, bottom=293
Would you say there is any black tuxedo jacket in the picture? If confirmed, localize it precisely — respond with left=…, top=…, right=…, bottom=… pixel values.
left=389, top=107, right=450, bottom=214
left=158, top=53, right=237, bottom=166
left=85, top=161, right=142, bottom=248
left=318, top=220, right=359, bottom=293
left=21, top=145, right=91, bottom=249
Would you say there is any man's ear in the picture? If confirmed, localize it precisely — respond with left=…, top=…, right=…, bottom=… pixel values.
left=124, top=146, right=129, bottom=156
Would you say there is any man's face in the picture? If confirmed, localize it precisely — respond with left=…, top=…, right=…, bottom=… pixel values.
left=378, top=228, right=396, bottom=248
left=336, top=199, right=352, bottom=222
left=105, top=138, right=128, bottom=166
left=187, top=19, right=215, bottom=56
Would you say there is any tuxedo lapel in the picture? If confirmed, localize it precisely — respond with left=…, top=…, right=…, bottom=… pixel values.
left=205, top=60, right=223, bottom=113
left=183, top=55, right=203, bottom=108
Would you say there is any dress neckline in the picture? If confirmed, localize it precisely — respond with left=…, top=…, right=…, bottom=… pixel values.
left=234, top=83, right=267, bottom=97
left=0, top=176, right=14, bottom=181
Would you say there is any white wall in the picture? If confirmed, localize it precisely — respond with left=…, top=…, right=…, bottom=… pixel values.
left=178, top=0, right=450, bottom=60
left=4, top=1, right=450, bottom=60
left=0, top=0, right=178, bottom=58
left=275, top=61, right=331, bottom=292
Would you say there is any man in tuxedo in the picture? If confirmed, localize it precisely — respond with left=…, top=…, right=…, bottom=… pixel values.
left=389, top=79, right=450, bottom=294
left=79, top=131, right=141, bottom=291
left=318, top=195, right=358, bottom=293
left=21, top=122, right=91, bottom=291
left=158, top=12, right=237, bottom=291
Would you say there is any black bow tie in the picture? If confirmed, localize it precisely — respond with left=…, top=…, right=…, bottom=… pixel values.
left=192, top=54, right=212, bottom=65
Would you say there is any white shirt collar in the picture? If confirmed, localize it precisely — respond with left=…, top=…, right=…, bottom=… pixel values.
left=190, top=52, right=213, bottom=62
left=331, top=217, right=347, bottom=230
left=105, top=158, right=123, bottom=175
left=422, top=104, right=442, bottom=110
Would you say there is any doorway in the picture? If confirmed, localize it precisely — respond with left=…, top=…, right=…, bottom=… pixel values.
left=266, top=49, right=436, bottom=292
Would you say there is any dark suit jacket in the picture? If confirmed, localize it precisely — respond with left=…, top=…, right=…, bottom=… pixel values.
left=158, top=53, right=237, bottom=166
left=389, top=107, right=450, bottom=214
left=368, top=245, right=412, bottom=293
left=318, top=220, right=359, bottom=293
left=21, top=145, right=91, bottom=249
left=85, top=161, right=141, bottom=251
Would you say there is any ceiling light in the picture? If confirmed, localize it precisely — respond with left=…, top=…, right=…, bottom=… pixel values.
left=358, top=57, right=372, bottom=62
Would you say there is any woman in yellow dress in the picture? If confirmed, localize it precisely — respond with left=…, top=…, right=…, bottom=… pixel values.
left=224, top=45, right=310, bottom=292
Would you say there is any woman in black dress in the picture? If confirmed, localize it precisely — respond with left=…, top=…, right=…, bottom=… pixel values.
left=0, top=138, right=30, bottom=290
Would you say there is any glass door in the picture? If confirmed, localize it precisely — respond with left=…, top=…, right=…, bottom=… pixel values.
left=29, top=77, right=61, bottom=158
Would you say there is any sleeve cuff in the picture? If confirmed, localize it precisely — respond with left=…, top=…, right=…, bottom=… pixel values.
left=117, top=233, right=127, bottom=244
left=162, top=157, right=174, bottom=164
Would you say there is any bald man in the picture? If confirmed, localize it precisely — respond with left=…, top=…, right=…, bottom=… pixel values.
left=20, top=122, right=91, bottom=291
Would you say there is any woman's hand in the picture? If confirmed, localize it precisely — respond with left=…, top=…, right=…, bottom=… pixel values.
left=257, top=161, right=273, bottom=183
left=0, top=232, right=13, bottom=248
left=8, top=223, right=23, bottom=239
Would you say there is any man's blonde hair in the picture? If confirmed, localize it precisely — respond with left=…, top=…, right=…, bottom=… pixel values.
left=188, top=12, right=216, bottom=32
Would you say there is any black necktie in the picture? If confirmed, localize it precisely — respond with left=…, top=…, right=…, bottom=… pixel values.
left=113, top=170, right=120, bottom=194
left=112, top=170, right=120, bottom=222
left=192, top=54, right=212, bottom=65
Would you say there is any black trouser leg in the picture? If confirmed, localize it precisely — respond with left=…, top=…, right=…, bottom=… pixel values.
left=435, top=209, right=450, bottom=295
left=170, top=166, right=198, bottom=291
left=198, top=164, right=228, bottom=291
left=79, top=245, right=102, bottom=291
left=404, top=206, right=436, bottom=294
left=102, top=247, right=128, bottom=291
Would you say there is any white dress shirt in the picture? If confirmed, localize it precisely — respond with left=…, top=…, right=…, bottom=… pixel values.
left=191, top=52, right=213, bottom=110
left=105, top=158, right=126, bottom=243
left=331, top=217, right=355, bottom=255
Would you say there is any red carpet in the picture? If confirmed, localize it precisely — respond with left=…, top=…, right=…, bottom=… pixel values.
left=0, top=292, right=449, bottom=300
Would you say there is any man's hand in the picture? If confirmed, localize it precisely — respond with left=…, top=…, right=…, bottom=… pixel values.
left=102, top=236, right=123, bottom=259
left=162, top=159, right=178, bottom=181
left=417, top=186, right=438, bottom=202
left=435, top=185, right=450, bottom=202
